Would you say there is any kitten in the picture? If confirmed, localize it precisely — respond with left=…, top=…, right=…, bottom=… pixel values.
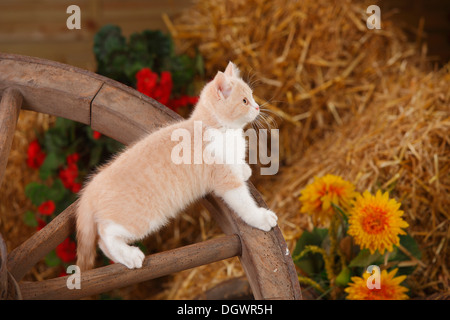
left=76, top=62, right=278, bottom=270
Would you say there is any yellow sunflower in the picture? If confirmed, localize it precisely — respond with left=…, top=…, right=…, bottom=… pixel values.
left=345, top=268, right=409, bottom=300
left=348, top=190, right=409, bottom=254
left=299, top=174, right=357, bottom=224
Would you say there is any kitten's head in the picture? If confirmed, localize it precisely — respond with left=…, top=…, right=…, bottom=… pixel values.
left=201, top=62, right=259, bottom=128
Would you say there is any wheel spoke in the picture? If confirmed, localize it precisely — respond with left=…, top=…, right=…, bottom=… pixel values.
left=20, top=234, right=240, bottom=300
left=0, top=87, right=23, bottom=186
left=0, top=233, right=8, bottom=299
left=7, top=201, right=76, bottom=282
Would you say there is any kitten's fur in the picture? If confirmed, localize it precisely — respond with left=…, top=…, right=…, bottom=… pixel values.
left=76, top=62, right=278, bottom=270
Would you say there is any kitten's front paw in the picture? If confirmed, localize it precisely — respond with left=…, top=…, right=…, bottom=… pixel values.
left=118, top=246, right=145, bottom=269
left=252, top=208, right=278, bottom=232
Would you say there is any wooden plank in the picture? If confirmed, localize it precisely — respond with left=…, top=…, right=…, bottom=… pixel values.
left=0, top=1, right=91, bottom=23
left=19, top=234, right=241, bottom=300
left=7, top=201, right=76, bottom=282
left=0, top=42, right=97, bottom=71
left=196, top=276, right=253, bottom=300
left=0, top=233, right=8, bottom=299
left=247, top=186, right=302, bottom=300
left=0, top=27, right=94, bottom=43
left=91, top=82, right=180, bottom=145
left=202, top=193, right=302, bottom=300
left=0, top=0, right=192, bottom=73
left=0, top=53, right=103, bottom=124
left=0, top=87, right=23, bottom=186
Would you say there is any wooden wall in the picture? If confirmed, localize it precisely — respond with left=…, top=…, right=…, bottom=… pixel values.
left=0, top=1, right=448, bottom=73
left=0, top=0, right=192, bottom=71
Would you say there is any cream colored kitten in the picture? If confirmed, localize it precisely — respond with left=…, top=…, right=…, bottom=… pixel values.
left=76, top=62, right=278, bottom=270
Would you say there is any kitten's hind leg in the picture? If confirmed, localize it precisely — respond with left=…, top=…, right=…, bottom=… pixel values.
left=98, top=222, right=145, bottom=269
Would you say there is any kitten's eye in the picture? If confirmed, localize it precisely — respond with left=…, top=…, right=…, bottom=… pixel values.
left=243, top=98, right=248, bottom=105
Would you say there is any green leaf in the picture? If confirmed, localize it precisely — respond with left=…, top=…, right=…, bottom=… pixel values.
left=53, top=117, right=74, bottom=133
left=331, top=203, right=348, bottom=224
left=335, top=266, right=351, bottom=287
left=39, top=152, right=64, bottom=180
left=386, top=234, right=422, bottom=276
left=43, top=131, right=68, bottom=153
left=124, top=60, right=146, bottom=82
left=384, top=235, right=422, bottom=263
left=348, top=249, right=382, bottom=268
left=93, top=25, right=130, bottom=83
left=45, top=250, right=61, bottom=267
left=25, top=182, right=48, bottom=206
left=170, top=54, right=195, bottom=92
left=135, top=242, right=148, bottom=255
left=105, top=139, right=123, bottom=154
left=92, top=24, right=202, bottom=89
left=140, top=30, right=172, bottom=71
left=54, top=192, right=76, bottom=216
left=398, top=234, right=422, bottom=260
left=293, top=228, right=328, bottom=259
left=47, top=179, right=67, bottom=203
left=23, top=211, right=38, bottom=227
left=88, top=144, right=103, bottom=168
left=292, top=228, right=328, bottom=276
left=195, top=52, right=205, bottom=77
left=93, top=25, right=126, bottom=62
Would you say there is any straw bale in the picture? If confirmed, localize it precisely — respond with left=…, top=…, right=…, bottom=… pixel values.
left=270, top=65, right=449, bottom=298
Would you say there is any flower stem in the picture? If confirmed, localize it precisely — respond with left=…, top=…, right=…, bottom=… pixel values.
left=293, top=244, right=335, bottom=298
left=298, top=275, right=326, bottom=294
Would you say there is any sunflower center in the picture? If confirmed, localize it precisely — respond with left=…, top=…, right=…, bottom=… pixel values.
left=361, top=205, right=388, bottom=235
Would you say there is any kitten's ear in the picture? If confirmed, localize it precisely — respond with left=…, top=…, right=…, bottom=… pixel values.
left=224, top=61, right=240, bottom=78
left=214, top=71, right=232, bottom=99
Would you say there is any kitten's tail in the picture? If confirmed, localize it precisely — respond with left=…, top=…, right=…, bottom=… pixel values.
left=75, top=196, right=97, bottom=271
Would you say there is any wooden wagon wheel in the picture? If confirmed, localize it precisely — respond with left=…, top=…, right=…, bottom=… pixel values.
left=0, top=53, right=301, bottom=300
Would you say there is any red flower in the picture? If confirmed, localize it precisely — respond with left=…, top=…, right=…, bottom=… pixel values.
left=157, top=71, right=173, bottom=105
left=37, top=218, right=46, bottom=231
left=59, top=163, right=79, bottom=189
left=136, top=68, right=197, bottom=112
left=56, top=238, right=77, bottom=263
left=136, top=68, right=173, bottom=107
left=67, top=153, right=80, bottom=165
left=27, top=140, right=40, bottom=157
left=38, top=200, right=55, bottom=216
left=71, top=182, right=81, bottom=194
left=169, top=95, right=199, bottom=111
left=26, top=140, right=46, bottom=169
left=58, top=270, right=68, bottom=277
left=188, top=96, right=199, bottom=105
left=136, top=68, right=158, bottom=95
left=93, top=131, right=102, bottom=140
